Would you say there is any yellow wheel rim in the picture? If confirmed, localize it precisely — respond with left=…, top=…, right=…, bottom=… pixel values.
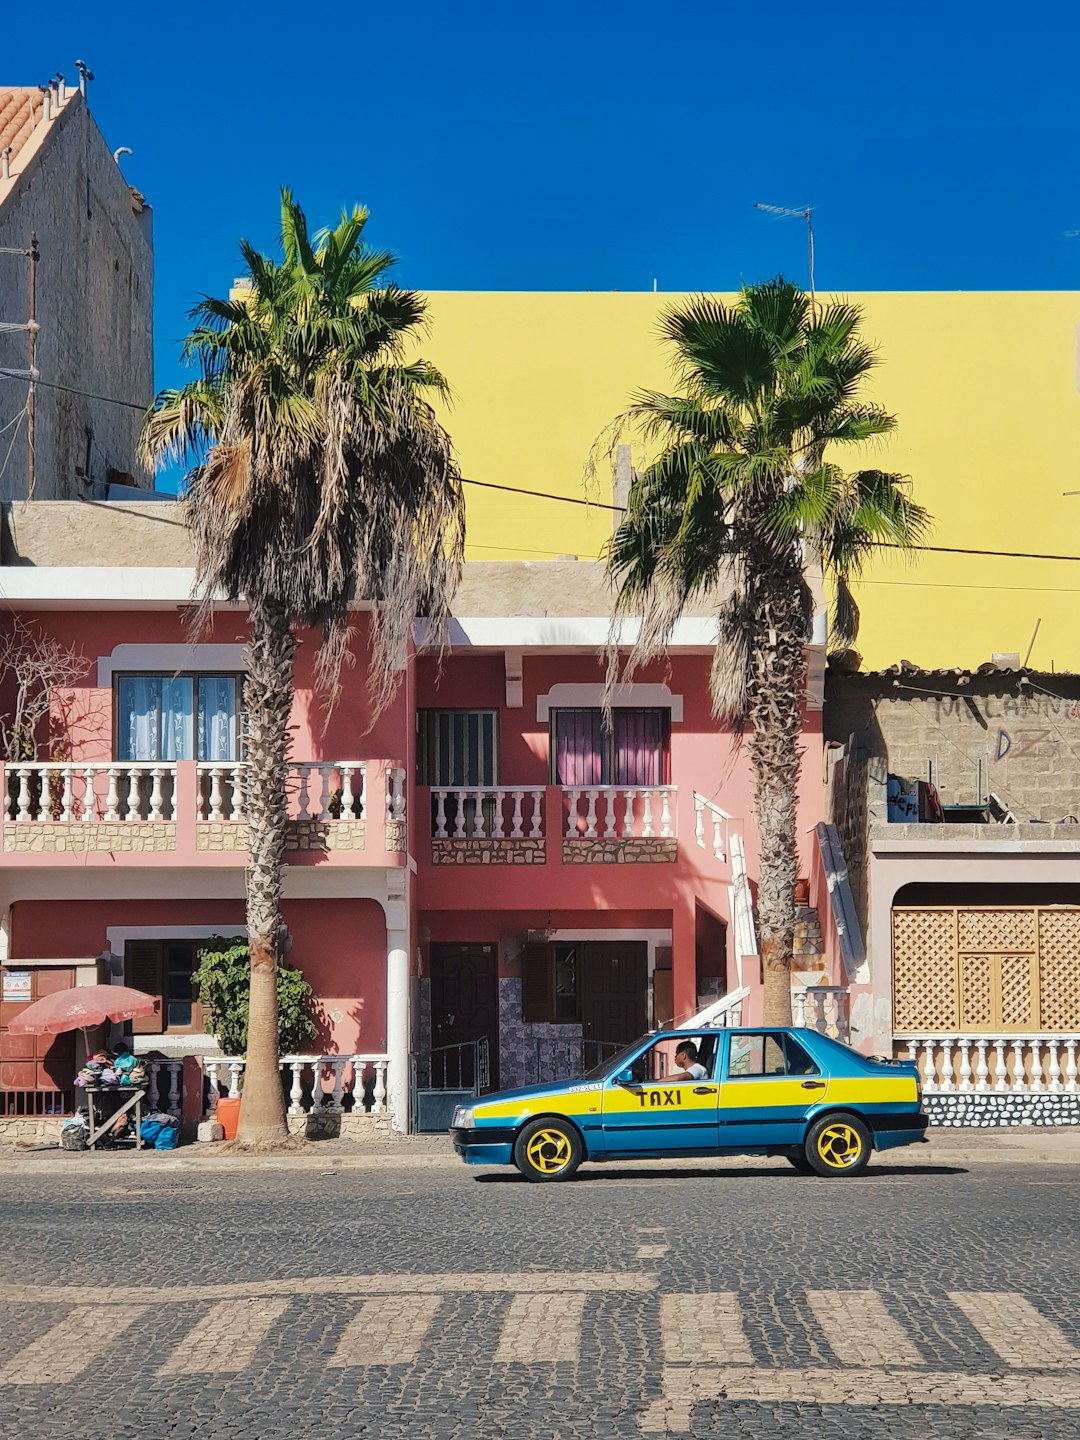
left=525, top=1128, right=573, bottom=1174
left=816, top=1123, right=863, bottom=1170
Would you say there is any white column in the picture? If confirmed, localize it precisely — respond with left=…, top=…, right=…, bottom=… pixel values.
left=566, top=788, right=579, bottom=838
left=1066, top=1039, right=1078, bottom=1093
left=16, top=767, right=31, bottom=823
left=529, top=791, right=543, bottom=838
left=316, top=767, right=332, bottom=823
left=60, top=768, right=75, bottom=824
left=585, top=789, right=599, bottom=838
left=208, top=767, right=224, bottom=822
left=232, top=763, right=246, bottom=822
left=660, top=790, right=673, bottom=838
left=371, top=1059, right=387, bottom=1115
left=386, top=925, right=409, bottom=1133
left=340, top=765, right=355, bottom=821
left=434, top=790, right=448, bottom=838
left=492, top=790, right=506, bottom=839
left=975, top=1039, right=990, bottom=1092
left=82, top=766, right=96, bottom=822
left=510, top=791, right=524, bottom=839
left=149, top=767, right=165, bottom=822
left=288, top=1060, right=305, bottom=1116
left=104, top=767, right=120, bottom=823
left=642, top=789, right=655, bottom=838
left=296, top=764, right=312, bottom=821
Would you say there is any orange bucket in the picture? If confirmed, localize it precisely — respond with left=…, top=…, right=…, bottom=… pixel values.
left=215, top=1097, right=241, bottom=1140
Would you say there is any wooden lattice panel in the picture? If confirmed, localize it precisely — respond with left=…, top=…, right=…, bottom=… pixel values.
left=959, top=955, right=994, bottom=1030
left=1038, top=910, right=1080, bottom=1031
left=999, top=954, right=1037, bottom=1030
left=957, top=908, right=1036, bottom=952
left=892, top=909, right=957, bottom=1032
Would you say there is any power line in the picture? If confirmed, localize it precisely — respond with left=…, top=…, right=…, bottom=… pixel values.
left=0, top=369, right=150, bottom=413
left=2, top=367, right=1077, bottom=567
left=462, top=476, right=623, bottom=512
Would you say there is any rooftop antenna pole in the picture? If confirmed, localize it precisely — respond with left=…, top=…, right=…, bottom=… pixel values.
left=754, top=202, right=816, bottom=312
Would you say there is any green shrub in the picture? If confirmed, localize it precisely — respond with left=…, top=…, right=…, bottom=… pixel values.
left=193, top=935, right=317, bottom=1057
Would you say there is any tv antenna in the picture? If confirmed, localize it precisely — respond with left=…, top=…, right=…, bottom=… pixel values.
left=754, top=202, right=816, bottom=309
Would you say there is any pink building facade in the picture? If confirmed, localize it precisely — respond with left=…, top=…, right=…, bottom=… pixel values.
left=0, top=503, right=841, bottom=1132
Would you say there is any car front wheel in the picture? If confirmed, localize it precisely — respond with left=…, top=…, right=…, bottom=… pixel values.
left=513, top=1118, right=583, bottom=1182
left=803, top=1115, right=871, bottom=1177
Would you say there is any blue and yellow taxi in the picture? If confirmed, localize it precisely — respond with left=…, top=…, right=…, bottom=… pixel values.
left=451, top=1026, right=928, bottom=1180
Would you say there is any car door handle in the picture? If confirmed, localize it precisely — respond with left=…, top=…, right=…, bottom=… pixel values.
left=692, top=1086, right=717, bottom=1095
left=801, top=1080, right=826, bottom=1089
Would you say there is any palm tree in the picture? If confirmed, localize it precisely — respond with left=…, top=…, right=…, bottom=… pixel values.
left=140, top=190, right=464, bottom=1143
left=598, top=279, right=929, bottom=1024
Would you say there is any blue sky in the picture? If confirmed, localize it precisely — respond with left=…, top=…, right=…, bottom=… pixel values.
left=7, top=0, right=1080, bottom=424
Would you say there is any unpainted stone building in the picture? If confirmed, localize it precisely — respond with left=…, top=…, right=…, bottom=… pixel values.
left=824, top=664, right=1080, bottom=1124
left=0, top=82, right=153, bottom=500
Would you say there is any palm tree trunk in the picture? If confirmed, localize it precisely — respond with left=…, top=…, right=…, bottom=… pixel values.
left=745, top=576, right=807, bottom=1027
left=235, top=598, right=296, bottom=1145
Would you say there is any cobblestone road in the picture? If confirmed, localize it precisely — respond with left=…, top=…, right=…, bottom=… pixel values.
left=1, top=1150, right=1078, bottom=1438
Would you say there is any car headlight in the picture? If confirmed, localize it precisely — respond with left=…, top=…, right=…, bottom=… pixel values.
left=451, top=1106, right=474, bottom=1128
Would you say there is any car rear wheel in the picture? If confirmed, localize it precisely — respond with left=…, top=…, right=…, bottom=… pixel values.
left=803, top=1115, right=871, bottom=1177
left=514, top=1118, right=583, bottom=1182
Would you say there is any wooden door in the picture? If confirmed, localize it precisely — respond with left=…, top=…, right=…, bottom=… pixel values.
left=0, top=967, right=76, bottom=1095
left=430, top=943, right=499, bottom=1087
left=580, top=941, right=648, bottom=1045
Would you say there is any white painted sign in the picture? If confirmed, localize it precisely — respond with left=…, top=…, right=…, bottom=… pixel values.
left=2, top=970, right=32, bottom=1002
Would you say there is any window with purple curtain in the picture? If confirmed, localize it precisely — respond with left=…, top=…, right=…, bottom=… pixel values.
left=553, top=710, right=605, bottom=786
left=552, top=708, right=669, bottom=786
left=613, top=709, right=667, bottom=786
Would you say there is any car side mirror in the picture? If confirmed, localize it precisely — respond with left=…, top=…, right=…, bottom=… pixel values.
left=615, top=1069, right=635, bottom=1086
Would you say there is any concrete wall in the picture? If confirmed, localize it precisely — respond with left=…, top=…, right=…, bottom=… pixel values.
left=2, top=501, right=189, bottom=565
left=825, top=671, right=1080, bottom=825
left=0, top=92, right=153, bottom=501
left=416, top=291, right=1080, bottom=672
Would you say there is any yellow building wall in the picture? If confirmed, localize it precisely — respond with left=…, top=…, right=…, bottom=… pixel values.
left=421, top=292, right=1080, bottom=671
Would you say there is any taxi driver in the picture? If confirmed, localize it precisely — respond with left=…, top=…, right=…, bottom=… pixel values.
left=669, top=1040, right=707, bottom=1081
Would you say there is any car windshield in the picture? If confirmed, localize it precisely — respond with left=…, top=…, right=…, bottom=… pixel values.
left=583, top=1036, right=653, bottom=1081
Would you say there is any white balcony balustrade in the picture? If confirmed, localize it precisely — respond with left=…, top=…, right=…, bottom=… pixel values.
left=793, top=986, right=851, bottom=1043
left=563, top=785, right=677, bottom=839
left=202, top=1054, right=390, bottom=1117
left=693, top=792, right=729, bottom=862
left=6, top=762, right=177, bottom=823
left=197, top=762, right=368, bottom=824
left=4, top=760, right=376, bottom=826
left=145, top=1058, right=184, bottom=1117
left=431, top=786, right=545, bottom=840
left=681, top=984, right=751, bottom=1029
left=904, top=1034, right=1080, bottom=1094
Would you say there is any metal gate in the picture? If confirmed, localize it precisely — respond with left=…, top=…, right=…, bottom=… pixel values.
left=410, top=1037, right=490, bottom=1133
left=892, top=905, right=1080, bottom=1033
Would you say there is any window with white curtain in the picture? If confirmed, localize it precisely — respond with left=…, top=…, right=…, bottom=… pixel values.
left=116, top=674, right=241, bottom=762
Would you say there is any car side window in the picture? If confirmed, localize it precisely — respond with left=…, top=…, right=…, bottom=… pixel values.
left=726, top=1032, right=819, bottom=1079
left=623, top=1034, right=720, bottom=1083
left=782, top=1033, right=820, bottom=1076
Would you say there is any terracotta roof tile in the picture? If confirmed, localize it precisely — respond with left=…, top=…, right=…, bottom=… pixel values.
left=0, top=88, right=42, bottom=166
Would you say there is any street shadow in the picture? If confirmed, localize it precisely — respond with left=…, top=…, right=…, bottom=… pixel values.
left=474, top=1162, right=969, bottom=1183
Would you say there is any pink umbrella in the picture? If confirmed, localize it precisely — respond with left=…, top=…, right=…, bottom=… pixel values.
left=5, top=984, right=157, bottom=1036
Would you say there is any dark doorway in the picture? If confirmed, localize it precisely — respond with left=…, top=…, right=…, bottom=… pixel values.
left=580, top=941, right=648, bottom=1045
left=429, top=943, right=499, bottom=1089
left=695, top=905, right=728, bottom=1010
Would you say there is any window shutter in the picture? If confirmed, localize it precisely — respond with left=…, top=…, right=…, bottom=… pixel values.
left=521, top=943, right=553, bottom=1024
left=125, top=942, right=164, bottom=1034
